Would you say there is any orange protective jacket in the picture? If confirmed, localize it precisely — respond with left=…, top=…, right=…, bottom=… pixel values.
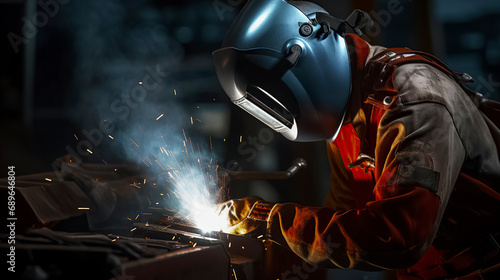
left=266, top=34, right=500, bottom=279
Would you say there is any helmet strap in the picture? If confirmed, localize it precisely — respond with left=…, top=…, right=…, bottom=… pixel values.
left=315, top=9, right=373, bottom=37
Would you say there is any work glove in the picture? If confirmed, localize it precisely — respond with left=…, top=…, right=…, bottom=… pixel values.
left=218, top=196, right=276, bottom=237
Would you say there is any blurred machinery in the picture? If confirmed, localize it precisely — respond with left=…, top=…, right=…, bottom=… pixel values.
left=0, top=159, right=324, bottom=280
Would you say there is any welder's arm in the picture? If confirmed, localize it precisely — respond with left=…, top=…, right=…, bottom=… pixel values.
left=266, top=102, right=466, bottom=270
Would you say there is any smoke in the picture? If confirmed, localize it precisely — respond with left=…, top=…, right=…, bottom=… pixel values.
left=60, top=0, right=226, bottom=228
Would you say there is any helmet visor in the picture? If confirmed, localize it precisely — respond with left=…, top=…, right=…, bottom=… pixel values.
left=213, top=47, right=298, bottom=133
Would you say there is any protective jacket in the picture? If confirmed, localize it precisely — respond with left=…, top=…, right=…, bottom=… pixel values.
left=266, top=34, right=500, bottom=279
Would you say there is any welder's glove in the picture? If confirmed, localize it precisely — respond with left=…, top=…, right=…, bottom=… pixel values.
left=218, top=197, right=276, bottom=237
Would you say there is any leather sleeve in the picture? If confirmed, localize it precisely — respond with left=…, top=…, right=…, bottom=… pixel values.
left=267, top=102, right=467, bottom=270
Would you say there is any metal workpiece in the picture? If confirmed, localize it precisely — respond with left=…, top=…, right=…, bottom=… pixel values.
left=218, top=157, right=307, bottom=182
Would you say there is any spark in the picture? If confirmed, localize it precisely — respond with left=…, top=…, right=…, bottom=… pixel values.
left=196, top=118, right=202, bottom=123
left=131, top=227, right=137, bottom=232
left=73, top=134, right=78, bottom=140
left=190, top=117, right=193, bottom=125
left=102, top=159, right=108, bottom=165
left=156, top=114, right=164, bottom=120
left=135, top=214, right=140, bottom=220
left=174, top=89, right=177, bottom=95
left=78, top=207, right=90, bottom=210
left=130, top=138, right=139, bottom=147
left=108, top=135, right=114, bottom=139
left=126, top=217, right=132, bottom=221
left=139, top=81, right=143, bottom=84
left=87, top=149, right=93, bottom=154
left=45, top=178, right=52, bottom=182
left=240, top=135, right=242, bottom=143
left=182, top=129, right=187, bottom=142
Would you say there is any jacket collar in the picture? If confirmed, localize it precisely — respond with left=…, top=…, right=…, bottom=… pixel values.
left=342, top=34, right=386, bottom=143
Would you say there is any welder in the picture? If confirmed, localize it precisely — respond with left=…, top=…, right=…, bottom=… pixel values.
left=213, top=0, right=500, bottom=279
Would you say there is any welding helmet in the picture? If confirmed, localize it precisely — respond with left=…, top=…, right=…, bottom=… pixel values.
left=213, top=0, right=370, bottom=142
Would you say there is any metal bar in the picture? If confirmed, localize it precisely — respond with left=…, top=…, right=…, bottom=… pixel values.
left=227, top=158, right=307, bottom=181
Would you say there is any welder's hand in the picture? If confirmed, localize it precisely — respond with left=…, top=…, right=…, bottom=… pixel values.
left=218, top=197, right=275, bottom=237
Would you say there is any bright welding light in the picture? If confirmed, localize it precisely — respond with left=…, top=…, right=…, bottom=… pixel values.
left=188, top=204, right=230, bottom=233
left=169, top=165, right=230, bottom=233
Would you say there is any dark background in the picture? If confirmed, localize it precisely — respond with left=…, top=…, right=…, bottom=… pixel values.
left=1, top=1, right=500, bottom=279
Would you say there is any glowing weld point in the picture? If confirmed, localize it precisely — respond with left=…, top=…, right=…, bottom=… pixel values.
left=45, top=178, right=52, bottom=182
left=156, top=114, right=164, bottom=120
left=87, top=149, right=93, bottom=154
left=139, top=81, right=143, bottom=84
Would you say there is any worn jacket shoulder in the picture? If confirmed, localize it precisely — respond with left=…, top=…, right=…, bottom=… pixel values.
left=392, top=63, right=500, bottom=181
left=393, top=63, right=464, bottom=107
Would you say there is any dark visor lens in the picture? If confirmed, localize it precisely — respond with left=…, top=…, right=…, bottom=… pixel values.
left=213, top=47, right=299, bottom=120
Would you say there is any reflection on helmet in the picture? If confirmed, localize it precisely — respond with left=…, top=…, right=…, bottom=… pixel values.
left=213, top=0, right=351, bottom=142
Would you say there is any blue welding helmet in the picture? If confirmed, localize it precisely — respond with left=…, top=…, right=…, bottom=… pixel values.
left=213, top=0, right=358, bottom=142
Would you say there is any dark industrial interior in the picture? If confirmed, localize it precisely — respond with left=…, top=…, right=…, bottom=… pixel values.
left=1, top=0, right=500, bottom=279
